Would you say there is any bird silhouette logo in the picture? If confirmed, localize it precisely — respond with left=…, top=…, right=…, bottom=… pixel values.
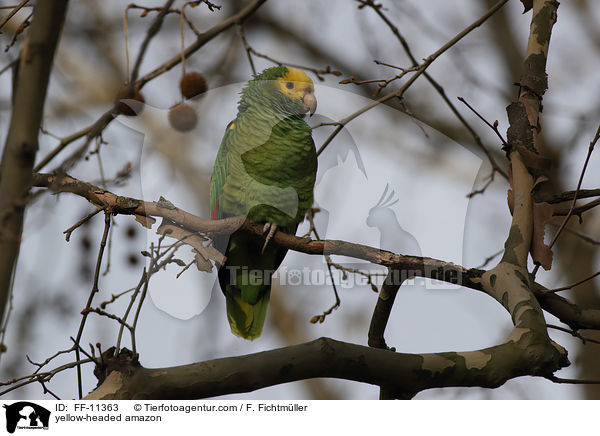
left=367, top=184, right=422, bottom=257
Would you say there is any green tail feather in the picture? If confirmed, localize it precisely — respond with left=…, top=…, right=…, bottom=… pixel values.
left=225, top=290, right=271, bottom=340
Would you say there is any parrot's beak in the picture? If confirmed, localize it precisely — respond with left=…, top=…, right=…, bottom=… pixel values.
left=303, top=92, right=317, bottom=116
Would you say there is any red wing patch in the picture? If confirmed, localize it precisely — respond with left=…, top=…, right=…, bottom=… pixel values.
left=211, top=199, right=219, bottom=220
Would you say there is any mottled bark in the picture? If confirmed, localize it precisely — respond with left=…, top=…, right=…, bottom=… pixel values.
left=0, top=0, right=69, bottom=327
left=85, top=335, right=568, bottom=400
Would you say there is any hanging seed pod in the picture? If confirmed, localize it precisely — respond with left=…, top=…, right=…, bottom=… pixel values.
left=180, top=72, right=207, bottom=99
left=168, top=103, right=198, bottom=132
left=115, top=85, right=145, bottom=116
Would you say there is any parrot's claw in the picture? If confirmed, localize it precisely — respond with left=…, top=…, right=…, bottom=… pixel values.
left=261, top=223, right=278, bottom=254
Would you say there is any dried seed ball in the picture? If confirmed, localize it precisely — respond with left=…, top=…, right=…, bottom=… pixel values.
left=127, top=253, right=139, bottom=266
left=125, top=224, right=137, bottom=239
left=168, top=103, right=198, bottom=132
left=79, top=264, right=92, bottom=282
left=179, top=72, right=207, bottom=99
left=115, top=85, right=145, bottom=116
left=80, top=236, right=92, bottom=252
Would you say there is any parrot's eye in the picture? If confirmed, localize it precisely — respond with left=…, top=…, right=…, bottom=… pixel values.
left=286, top=82, right=294, bottom=89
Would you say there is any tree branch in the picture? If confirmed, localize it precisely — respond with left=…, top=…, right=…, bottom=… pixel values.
left=85, top=334, right=569, bottom=400
left=0, top=0, right=69, bottom=328
left=135, top=0, right=267, bottom=88
left=475, top=0, right=562, bottom=381
left=317, top=0, right=510, bottom=156
left=33, top=0, right=268, bottom=172
left=368, top=269, right=405, bottom=350
left=362, top=0, right=508, bottom=180
left=31, top=171, right=600, bottom=336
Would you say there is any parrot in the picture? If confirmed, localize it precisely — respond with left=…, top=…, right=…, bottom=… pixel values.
left=210, top=66, right=318, bottom=339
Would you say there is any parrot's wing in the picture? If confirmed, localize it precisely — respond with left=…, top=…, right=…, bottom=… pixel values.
left=210, top=120, right=235, bottom=220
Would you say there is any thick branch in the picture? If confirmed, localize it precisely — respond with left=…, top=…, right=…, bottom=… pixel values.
left=85, top=335, right=568, bottom=400
left=0, top=0, right=69, bottom=327
left=368, top=269, right=406, bottom=349
left=32, top=172, right=600, bottom=335
left=473, top=0, right=562, bottom=377
left=31, top=173, right=474, bottom=280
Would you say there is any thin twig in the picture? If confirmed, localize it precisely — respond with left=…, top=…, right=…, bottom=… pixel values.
left=116, top=268, right=148, bottom=353
left=137, top=0, right=266, bottom=88
left=27, top=346, right=74, bottom=375
left=374, top=59, right=405, bottom=70
left=545, top=271, right=600, bottom=293
left=176, top=259, right=195, bottom=278
left=328, top=260, right=387, bottom=290
left=553, top=225, right=599, bottom=246
left=73, top=211, right=111, bottom=399
left=236, top=23, right=256, bottom=75
left=339, top=67, right=418, bottom=91
left=180, top=2, right=188, bottom=76
left=545, top=375, right=600, bottom=385
left=0, top=359, right=93, bottom=397
left=39, top=381, right=61, bottom=399
left=0, top=4, right=33, bottom=9
left=34, top=125, right=91, bottom=172
left=115, top=236, right=186, bottom=352
left=4, top=10, right=31, bottom=52
left=533, top=122, right=600, bottom=276
left=130, top=0, right=176, bottom=82
left=311, top=121, right=342, bottom=129
left=85, top=307, right=134, bottom=331
left=548, top=122, right=600, bottom=250
left=457, top=96, right=508, bottom=146
left=0, top=260, right=16, bottom=367
left=306, top=209, right=340, bottom=323
left=467, top=170, right=496, bottom=198
left=0, top=0, right=29, bottom=32
left=476, top=248, right=504, bottom=269
left=238, top=36, right=340, bottom=81
left=69, top=337, right=98, bottom=363
left=63, top=207, right=104, bottom=242
left=123, top=6, right=131, bottom=79
left=358, top=0, right=508, bottom=179
left=546, top=324, right=600, bottom=345
left=125, top=2, right=212, bottom=36
left=103, top=216, right=113, bottom=276
left=99, top=287, right=137, bottom=309
left=317, top=0, right=510, bottom=156
left=131, top=265, right=151, bottom=354
left=0, top=58, right=17, bottom=77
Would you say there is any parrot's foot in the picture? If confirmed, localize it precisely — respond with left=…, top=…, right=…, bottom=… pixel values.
left=261, top=222, right=278, bottom=254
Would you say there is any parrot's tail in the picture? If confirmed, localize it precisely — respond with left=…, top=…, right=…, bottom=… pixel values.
left=225, top=291, right=271, bottom=340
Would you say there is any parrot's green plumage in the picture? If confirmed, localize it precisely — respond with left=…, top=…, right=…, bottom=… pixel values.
left=210, top=66, right=317, bottom=339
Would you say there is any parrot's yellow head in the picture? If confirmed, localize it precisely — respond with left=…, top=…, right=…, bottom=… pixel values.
left=239, top=66, right=317, bottom=117
left=276, top=68, right=317, bottom=115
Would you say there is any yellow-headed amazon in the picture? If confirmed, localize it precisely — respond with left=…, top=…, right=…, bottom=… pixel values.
left=210, top=66, right=317, bottom=339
